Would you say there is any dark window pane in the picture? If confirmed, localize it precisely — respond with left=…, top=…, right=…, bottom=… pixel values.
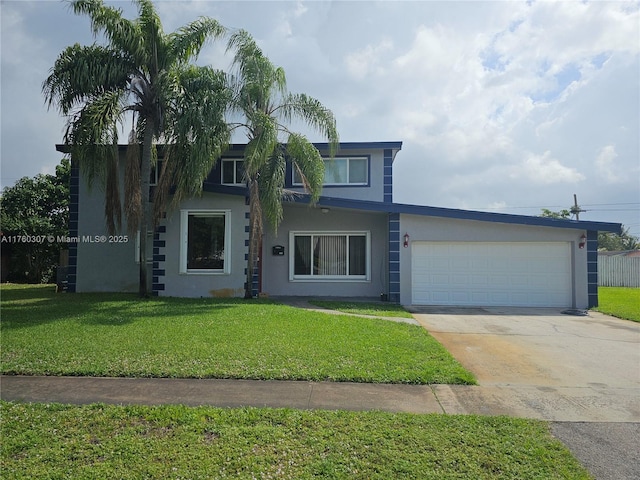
left=235, top=160, right=244, bottom=184
left=324, top=159, right=347, bottom=184
left=187, top=215, right=225, bottom=270
left=294, top=236, right=311, bottom=275
left=349, top=158, right=367, bottom=184
left=222, top=161, right=234, bottom=184
left=349, top=235, right=366, bottom=275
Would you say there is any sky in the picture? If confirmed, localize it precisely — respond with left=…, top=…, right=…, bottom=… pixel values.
left=1, top=0, right=639, bottom=235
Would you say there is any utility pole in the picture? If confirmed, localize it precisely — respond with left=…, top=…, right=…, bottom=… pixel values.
left=570, top=194, right=586, bottom=220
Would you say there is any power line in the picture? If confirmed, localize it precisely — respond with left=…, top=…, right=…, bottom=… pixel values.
left=476, top=202, right=639, bottom=210
left=587, top=208, right=640, bottom=212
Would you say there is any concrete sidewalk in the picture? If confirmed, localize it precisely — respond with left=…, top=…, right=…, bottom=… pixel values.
left=2, top=375, right=639, bottom=422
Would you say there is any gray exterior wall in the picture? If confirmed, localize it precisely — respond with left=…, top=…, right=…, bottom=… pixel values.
left=398, top=214, right=589, bottom=307
left=158, top=193, right=248, bottom=298
left=74, top=170, right=141, bottom=293
left=261, top=204, right=389, bottom=297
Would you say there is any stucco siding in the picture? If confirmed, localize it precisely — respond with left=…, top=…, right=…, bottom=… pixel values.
left=74, top=170, right=140, bottom=293
left=261, top=205, right=389, bottom=297
left=158, top=193, right=248, bottom=298
left=399, top=214, right=588, bottom=307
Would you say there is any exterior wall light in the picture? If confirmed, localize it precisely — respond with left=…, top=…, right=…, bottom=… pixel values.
left=403, top=232, right=410, bottom=248
left=578, top=234, right=587, bottom=249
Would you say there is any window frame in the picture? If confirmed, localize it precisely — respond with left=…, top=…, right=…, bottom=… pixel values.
left=292, top=156, right=370, bottom=187
left=289, top=231, right=371, bottom=282
left=221, top=158, right=245, bottom=186
left=134, top=230, right=153, bottom=264
left=179, top=209, right=231, bottom=275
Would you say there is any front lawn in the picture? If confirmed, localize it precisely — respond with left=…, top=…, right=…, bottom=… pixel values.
left=0, top=402, right=591, bottom=479
left=593, top=287, right=640, bottom=322
left=0, top=284, right=474, bottom=384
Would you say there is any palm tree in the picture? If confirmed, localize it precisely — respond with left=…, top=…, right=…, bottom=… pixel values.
left=226, top=30, right=339, bottom=298
left=43, top=0, right=230, bottom=296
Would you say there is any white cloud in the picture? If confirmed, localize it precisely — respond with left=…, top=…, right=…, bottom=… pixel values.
left=1, top=0, right=638, bottom=230
left=514, top=151, right=585, bottom=185
left=595, top=145, right=622, bottom=184
left=344, top=38, right=393, bottom=80
left=487, top=201, right=508, bottom=211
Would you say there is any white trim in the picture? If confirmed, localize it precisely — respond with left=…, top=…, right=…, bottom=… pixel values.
left=289, top=230, right=371, bottom=282
left=179, top=209, right=231, bottom=275
left=134, top=230, right=153, bottom=264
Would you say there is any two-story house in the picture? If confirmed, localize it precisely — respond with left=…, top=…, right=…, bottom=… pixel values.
left=60, top=141, right=620, bottom=308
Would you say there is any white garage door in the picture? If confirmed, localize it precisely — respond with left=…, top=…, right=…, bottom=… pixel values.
left=411, top=242, right=572, bottom=307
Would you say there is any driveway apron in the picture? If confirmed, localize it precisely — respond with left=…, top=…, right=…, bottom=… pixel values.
left=409, top=307, right=640, bottom=422
left=410, top=307, right=640, bottom=480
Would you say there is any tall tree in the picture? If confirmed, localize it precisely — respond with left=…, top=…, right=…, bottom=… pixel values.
left=0, top=159, right=70, bottom=283
left=540, top=208, right=571, bottom=219
left=43, top=0, right=230, bottom=296
left=598, top=227, right=639, bottom=251
left=226, top=30, right=339, bottom=298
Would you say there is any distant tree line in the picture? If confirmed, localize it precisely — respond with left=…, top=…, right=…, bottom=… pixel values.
left=539, top=208, right=639, bottom=251
left=0, top=158, right=70, bottom=283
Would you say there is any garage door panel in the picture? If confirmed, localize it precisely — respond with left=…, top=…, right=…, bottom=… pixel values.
left=411, top=242, right=572, bottom=307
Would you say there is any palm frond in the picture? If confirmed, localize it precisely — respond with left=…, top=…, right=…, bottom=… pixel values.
left=71, top=0, right=144, bottom=63
left=168, top=17, right=226, bottom=64
left=286, top=133, right=325, bottom=203
left=161, top=65, right=230, bottom=208
left=136, top=0, right=165, bottom=73
left=257, top=148, right=286, bottom=232
left=244, top=111, right=279, bottom=176
left=227, top=30, right=286, bottom=112
left=152, top=148, right=175, bottom=227
left=62, top=90, right=125, bottom=189
left=279, top=93, right=339, bottom=156
left=43, top=44, right=132, bottom=115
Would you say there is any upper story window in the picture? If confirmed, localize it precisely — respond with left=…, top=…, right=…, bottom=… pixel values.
left=221, top=159, right=245, bottom=185
left=293, top=157, right=369, bottom=186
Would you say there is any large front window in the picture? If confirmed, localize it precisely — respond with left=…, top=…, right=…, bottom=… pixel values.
left=293, top=157, right=369, bottom=186
left=180, top=210, right=230, bottom=274
left=290, top=232, right=370, bottom=280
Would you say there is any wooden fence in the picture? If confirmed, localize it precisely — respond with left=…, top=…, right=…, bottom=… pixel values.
left=598, top=256, right=640, bottom=287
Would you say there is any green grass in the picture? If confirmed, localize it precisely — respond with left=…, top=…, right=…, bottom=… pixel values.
left=593, top=287, right=640, bottom=322
left=309, top=300, right=415, bottom=319
left=0, top=401, right=591, bottom=479
left=0, top=284, right=474, bottom=384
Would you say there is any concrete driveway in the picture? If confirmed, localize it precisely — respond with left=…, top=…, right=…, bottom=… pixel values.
left=409, top=307, right=640, bottom=422
left=409, top=307, right=640, bottom=479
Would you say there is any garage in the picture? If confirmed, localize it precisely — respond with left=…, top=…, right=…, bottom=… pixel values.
left=411, top=242, right=572, bottom=307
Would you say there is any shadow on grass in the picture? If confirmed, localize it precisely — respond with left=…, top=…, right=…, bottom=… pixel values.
left=0, top=284, right=270, bottom=330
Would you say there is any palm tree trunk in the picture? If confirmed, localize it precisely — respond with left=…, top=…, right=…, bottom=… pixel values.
left=245, top=178, right=262, bottom=299
left=138, top=119, right=154, bottom=297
